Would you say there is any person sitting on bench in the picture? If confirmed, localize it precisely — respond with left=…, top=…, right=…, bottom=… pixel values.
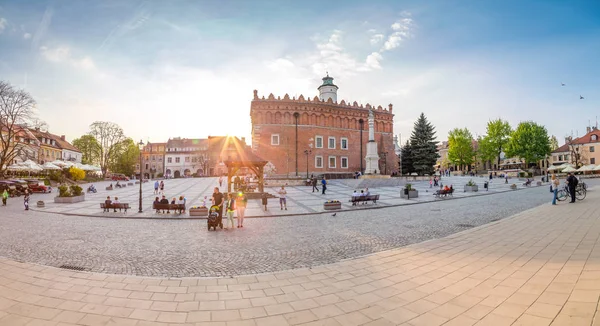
left=112, top=197, right=120, bottom=212
left=158, top=195, right=169, bottom=213
left=365, top=188, right=370, bottom=196
left=352, top=190, right=360, bottom=205
left=153, top=197, right=160, bottom=213
left=104, top=196, right=112, bottom=212
left=116, top=181, right=122, bottom=188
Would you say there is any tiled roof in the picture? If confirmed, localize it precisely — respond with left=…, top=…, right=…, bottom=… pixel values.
left=571, top=129, right=600, bottom=145
left=166, top=138, right=208, bottom=149
left=30, top=130, right=61, bottom=149
left=52, top=135, right=81, bottom=153
left=552, top=143, right=570, bottom=153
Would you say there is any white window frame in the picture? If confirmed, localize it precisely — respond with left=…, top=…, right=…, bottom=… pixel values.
left=315, top=155, right=323, bottom=168
left=167, top=157, right=172, bottom=163
left=315, top=136, right=323, bottom=149
left=271, top=134, right=280, bottom=145
left=341, top=138, right=348, bottom=150
left=175, top=157, right=180, bottom=163
left=341, top=156, right=349, bottom=169
left=328, top=137, right=336, bottom=149
left=328, top=156, right=336, bottom=168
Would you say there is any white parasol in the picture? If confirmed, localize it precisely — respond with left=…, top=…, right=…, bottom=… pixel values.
left=562, top=165, right=578, bottom=173
left=577, top=164, right=596, bottom=172
left=42, top=162, right=61, bottom=170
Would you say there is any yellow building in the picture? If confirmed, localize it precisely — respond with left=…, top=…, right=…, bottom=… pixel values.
left=31, top=130, right=62, bottom=164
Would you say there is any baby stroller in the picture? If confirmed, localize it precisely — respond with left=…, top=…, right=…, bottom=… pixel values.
left=207, top=205, right=223, bottom=231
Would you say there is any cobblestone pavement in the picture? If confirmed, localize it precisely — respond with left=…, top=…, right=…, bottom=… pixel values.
left=0, top=183, right=563, bottom=277
left=25, top=176, right=568, bottom=218
left=0, top=187, right=598, bottom=325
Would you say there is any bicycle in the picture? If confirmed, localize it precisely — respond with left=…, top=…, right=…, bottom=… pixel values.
left=556, top=184, right=586, bottom=202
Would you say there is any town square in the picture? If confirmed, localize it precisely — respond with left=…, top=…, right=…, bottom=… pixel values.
left=1, top=0, right=600, bottom=325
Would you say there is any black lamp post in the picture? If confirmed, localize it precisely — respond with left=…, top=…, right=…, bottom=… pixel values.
left=138, top=140, right=144, bottom=213
left=304, top=149, right=312, bottom=179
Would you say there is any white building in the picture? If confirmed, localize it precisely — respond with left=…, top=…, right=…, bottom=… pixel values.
left=164, top=138, right=209, bottom=178
left=55, top=135, right=82, bottom=163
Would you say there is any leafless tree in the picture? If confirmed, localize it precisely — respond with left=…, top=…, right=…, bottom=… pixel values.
left=0, top=81, right=37, bottom=177
left=88, top=121, right=127, bottom=177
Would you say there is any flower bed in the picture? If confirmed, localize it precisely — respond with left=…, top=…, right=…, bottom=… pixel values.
left=189, top=206, right=209, bottom=216
left=54, top=185, right=85, bottom=203
left=324, top=200, right=341, bottom=210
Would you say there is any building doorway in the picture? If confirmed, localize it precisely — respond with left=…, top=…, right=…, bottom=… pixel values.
left=174, top=170, right=181, bottom=178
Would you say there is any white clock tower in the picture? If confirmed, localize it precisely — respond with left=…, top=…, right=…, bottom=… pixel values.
left=318, top=73, right=338, bottom=102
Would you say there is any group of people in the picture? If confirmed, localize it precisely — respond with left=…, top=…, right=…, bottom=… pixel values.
left=351, top=188, right=371, bottom=205
left=153, top=180, right=165, bottom=195
left=550, top=172, right=580, bottom=205
left=428, top=176, right=442, bottom=188
left=153, top=195, right=186, bottom=213
left=1, top=189, right=29, bottom=210
left=103, top=196, right=124, bottom=212
left=309, top=175, right=328, bottom=194
left=211, top=187, right=248, bottom=229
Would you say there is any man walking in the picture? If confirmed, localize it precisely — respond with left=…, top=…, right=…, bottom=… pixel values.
left=566, top=172, right=578, bottom=203
left=321, top=176, right=327, bottom=195
left=154, top=180, right=159, bottom=194
left=212, top=187, right=224, bottom=220
left=311, top=177, right=319, bottom=193
left=2, top=189, right=8, bottom=206
left=278, top=185, right=287, bottom=210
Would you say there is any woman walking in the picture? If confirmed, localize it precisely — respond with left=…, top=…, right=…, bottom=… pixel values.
left=159, top=181, right=165, bottom=194
left=23, top=191, right=30, bottom=211
left=551, top=174, right=560, bottom=205
left=225, top=193, right=236, bottom=229
left=236, top=192, right=247, bottom=228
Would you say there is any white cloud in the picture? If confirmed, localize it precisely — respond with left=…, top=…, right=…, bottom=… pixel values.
left=364, top=52, right=383, bottom=70
left=23, top=32, right=31, bottom=39
left=40, top=46, right=97, bottom=71
left=0, top=18, right=7, bottom=33
left=382, top=16, right=414, bottom=52
left=370, top=34, right=384, bottom=45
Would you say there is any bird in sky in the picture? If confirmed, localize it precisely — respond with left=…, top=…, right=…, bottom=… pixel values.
left=561, top=82, right=566, bottom=86
left=580, top=95, right=585, bottom=99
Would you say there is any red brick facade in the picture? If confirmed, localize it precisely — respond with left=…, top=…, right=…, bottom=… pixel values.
left=250, top=90, right=398, bottom=177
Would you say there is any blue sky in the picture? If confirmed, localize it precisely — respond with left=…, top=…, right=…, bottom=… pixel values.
left=0, top=0, right=599, bottom=146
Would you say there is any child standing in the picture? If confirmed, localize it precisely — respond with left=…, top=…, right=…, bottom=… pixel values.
left=225, top=193, right=236, bottom=229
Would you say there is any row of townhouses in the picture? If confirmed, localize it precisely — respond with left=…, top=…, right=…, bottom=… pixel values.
left=136, top=136, right=249, bottom=179
left=3, top=126, right=82, bottom=165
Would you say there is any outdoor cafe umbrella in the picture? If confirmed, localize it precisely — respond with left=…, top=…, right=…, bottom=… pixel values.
left=547, top=165, right=563, bottom=171
left=42, top=162, right=61, bottom=170
left=577, top=164, right=596, bottom=172
left=20, top=160, right=44, bottom=172
left=594, top=164, right=600, bottom=171
left=562, top=165, right=578, bottom=173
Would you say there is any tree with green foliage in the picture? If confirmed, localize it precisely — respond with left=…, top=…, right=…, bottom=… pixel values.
left=72, top=134, right=101, bottom=165
left=109, top=138, right=140, bottom=177
left=88, top=121, right=127, bottom=177
left=400, top=140, right=414, bottom=175
left=409, top=113, right=438, bottom=175
left=447, top=128, right=475, bottom=171
left=550, top=135, right=559, bottom=151
left=505, top=121, right=552, bottom=166
left=478, top=119, right=512, bottom=170
left=477, top=135, right=495, bottom=169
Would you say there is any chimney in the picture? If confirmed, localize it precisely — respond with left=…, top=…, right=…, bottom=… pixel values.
left=61, top=135, right=66, bottom=141
left=587, top=127, right=591, bottom=134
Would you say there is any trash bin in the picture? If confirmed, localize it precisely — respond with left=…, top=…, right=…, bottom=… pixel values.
left=404, top=188, right=409, bottom=195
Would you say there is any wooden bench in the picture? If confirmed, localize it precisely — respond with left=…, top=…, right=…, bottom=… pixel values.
left=105, top=186, right=113, bottom=191
left=153, top=203, right=185, bottom=214
left=349, top=194, right=380, bottom=205
left=434, top=188, right=454, bottom=198
left=100, top=203, right=130, bottom=212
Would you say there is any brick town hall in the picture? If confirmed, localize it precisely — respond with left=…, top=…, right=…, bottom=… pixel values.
left=250, top=74, right=398, bottom=178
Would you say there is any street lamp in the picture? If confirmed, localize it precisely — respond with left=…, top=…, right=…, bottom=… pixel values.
left=380, top=151, right=388, bottom=175
left=138, top=140, right=144, bottom=213
left=304, top=149, right=312, bottom=179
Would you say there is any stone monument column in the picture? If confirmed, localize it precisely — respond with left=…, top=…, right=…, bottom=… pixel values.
left=364, top=109, right=380, bottom=174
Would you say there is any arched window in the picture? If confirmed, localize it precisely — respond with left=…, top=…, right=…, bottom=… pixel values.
left=592, top=134, right=598, bottom=141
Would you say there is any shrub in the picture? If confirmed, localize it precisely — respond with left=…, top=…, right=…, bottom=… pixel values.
left=43, top=179, right=50, bottom=186
left=405, top=183, right=413, bottom=191
left=70, top=185, right=83, bottom=196
left=157, top=173, right=163, bottom=178
left=58, top=185, right=71, bottom=197
left=49, top=171, right=64, bottom=182
left=69, top=166, right=86, bottom=181
left=466, top=179, right=476, bottom=186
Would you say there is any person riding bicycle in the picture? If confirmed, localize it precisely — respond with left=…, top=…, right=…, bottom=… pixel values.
left=566, top=173, right=578, bottom=203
